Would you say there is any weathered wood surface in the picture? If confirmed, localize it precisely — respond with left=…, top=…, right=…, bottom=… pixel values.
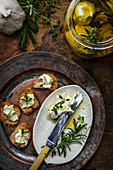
left=0, top=0, right=113, bottom=169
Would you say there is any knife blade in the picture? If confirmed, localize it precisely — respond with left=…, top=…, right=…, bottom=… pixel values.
left=30, top=92, right=83, bottom=170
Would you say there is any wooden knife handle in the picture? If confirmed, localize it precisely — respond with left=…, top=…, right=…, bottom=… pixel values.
left=29, top=145, right=50, bottom=170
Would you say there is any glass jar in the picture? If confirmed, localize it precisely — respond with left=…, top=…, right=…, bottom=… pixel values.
left=63, top=0, right=113, bottom=59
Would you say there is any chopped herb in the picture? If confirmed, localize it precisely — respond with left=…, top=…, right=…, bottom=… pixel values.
left=21, top=129, right=29, bottom=137
left=12, top=111, right=17, bottom=115
left=24, top=130, right=29, bottom=133
left=66, top=99, right=70, bottom=101
left=21, top=129, right=25, bottom=137
left=40, top=84, right=44, bottom=87
left=52, top=100, right=65, bottom=115
left=40, top=80, right=55, bottom=87
left=59, top=95, right=63, bottom=99
left=45, top=116, right=88, bottom=158
left=50, top=80, right=56, bottom=85
left=7, top=113, right=12, bottom=119
left=2, top=116, right=6, bottom=118
left=7, top=108, right=13, bottom=119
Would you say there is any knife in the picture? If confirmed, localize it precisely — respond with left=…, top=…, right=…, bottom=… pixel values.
left=30, top=92, right=83, bottom=170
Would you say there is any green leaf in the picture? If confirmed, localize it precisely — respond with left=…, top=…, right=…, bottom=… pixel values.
left=40, top=84, right=43, bottom=87
left=27, top=27, right=37, bottom=44
left=24, top=130, right=29, bottom=133
left=59, top=95, right=63, bottom=99
left=26, top=16, right=39, bottom=33
left=7, top=93, right=13, bottom=100
left=2, top=97, right=7, bottom=101
left=20, top=28, right=27, bottom=49
left=7, top=113, right=12, bottom=119
left=21, top=98, right=26, bottom=102
left=18, top=29, right=23, bottom=44
left=21, top=129, right=24, bottom=137
left=12, top=112, right=17, bottom=115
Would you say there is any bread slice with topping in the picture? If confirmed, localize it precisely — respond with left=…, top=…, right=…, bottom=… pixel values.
left=10, top=122, right=31, bottom=148
left=0, top=102, right=21, bottom=125
left=18, top=88, right=39, bottom=115
left=32, top=73, right=58, bottom=90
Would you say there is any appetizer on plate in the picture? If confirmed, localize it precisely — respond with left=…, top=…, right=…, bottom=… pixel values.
left=18, top=88, right=39, bottom=115
left=0, top=102, right=21, bottom=125
left=33, top=85, right=93, bottom=164
left=10, top=122, right=31, bottom=148
left=32, top=73, right=58, bottom=90
left=48, top=92, right=79, bottom=119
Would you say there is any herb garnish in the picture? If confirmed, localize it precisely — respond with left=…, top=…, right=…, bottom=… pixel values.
left=21, top=129, right=29, bottom=140
left=20, top=93, right=32, bottom=104
left=21, top=129, right=29, bottom=137
left=2, top=93, right=13, bottom=102
left=51, top=95, right=70, bottom=115
left=7, top=108, right=13, bottom=119
left=40, top=80, right=56, bottom=87
left=17, top=0, right=63, bottom=50
left=42, top=116, right=87, bottom=157
left=21, top=129, right=25, bottom=137
left=52, top=100, right=65, bottom=115
left=81, top=28, right=97, bottom=44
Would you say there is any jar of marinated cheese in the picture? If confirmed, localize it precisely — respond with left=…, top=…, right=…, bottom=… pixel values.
left=63, top=0, right=113, bottom=59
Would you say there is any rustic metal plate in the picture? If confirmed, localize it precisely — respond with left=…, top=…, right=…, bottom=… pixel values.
left=0, top=51, right=105, bottom=169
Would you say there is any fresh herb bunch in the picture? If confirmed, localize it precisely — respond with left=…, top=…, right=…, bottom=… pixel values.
left=81, top=28, right=97, bottom=44
left=21, top=93, right=32, bottom=103
left=17, top=0, right=63, bottom=50
left=43, top=115, right=88, bottom=157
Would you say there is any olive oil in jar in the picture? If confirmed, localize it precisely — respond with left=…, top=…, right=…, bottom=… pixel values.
left=63, top=0, right=113, bottom=58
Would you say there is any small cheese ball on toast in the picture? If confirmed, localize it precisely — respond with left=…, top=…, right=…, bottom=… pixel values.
left=0, top=102, right=21, bottom=125
left=18, top=88, right=39, bottom=115
left=32, top=73, right=57, bottom=90
left=10, top=122, right=31, bottom=148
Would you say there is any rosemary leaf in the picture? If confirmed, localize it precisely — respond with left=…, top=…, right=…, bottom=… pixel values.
left=44, top=116, right=88, bottom=158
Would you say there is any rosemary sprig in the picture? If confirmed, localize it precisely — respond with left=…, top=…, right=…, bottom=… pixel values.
left=17, top=0, right=62, bottom=50
left=81, top=28, right=97, bottom=44
left=21, top=93, right=32, bottom=103
left=42, top=116, right=88, bottom=157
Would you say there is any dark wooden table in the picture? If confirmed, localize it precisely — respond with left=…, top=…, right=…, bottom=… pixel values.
left=0, top=0, right=113, bottom=169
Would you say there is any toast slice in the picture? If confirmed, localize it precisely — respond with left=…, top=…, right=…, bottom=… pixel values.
left=32, top=73, right=58, bottom=90
left=10, top=122, right=31, bottom=148
left=0, top=102, right=21, bottom=125
left=18, top=88, right=39, bottom=115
